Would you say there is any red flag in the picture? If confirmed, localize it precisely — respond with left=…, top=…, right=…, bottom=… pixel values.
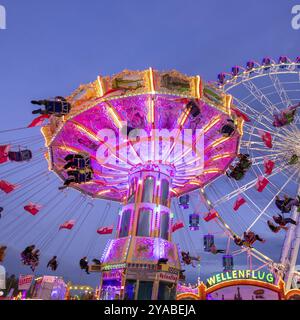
left=258, top=130, right=273, bottom=148
left=24, top=203, right=41, bottom=216
left=231, top=108, right=251, bottom=122
left=0, top=180, right=18, bottom=194
left=59, top=220, right=75, bottom=230
left=204, top=209, right=218, bottom=222
left=233, top=195, right=246, bottom=211
left=171, top=221, right=184, bottom=233
left=97, top=226, right=113, bottom=235
left=0, top=145, right=10, bottom=164
left=256, top=176, right=269, bottom=192
left=28, top=115, right=50, bottom=128
left=264, top=158, right=275, bottom=175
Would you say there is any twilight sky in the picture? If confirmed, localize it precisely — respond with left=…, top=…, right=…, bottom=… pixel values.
left=0, top=0, right=299, bottom=288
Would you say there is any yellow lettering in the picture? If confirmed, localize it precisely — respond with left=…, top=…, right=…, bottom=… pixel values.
left=221, top=273, right=226, bottom=281
left=207, top=276, right=216, bottom=286
left=232, top=270, right=237, bottom=279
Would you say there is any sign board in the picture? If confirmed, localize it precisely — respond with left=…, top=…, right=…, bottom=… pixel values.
left=42, top=276, right=56, bottom=284
left=0, top=265, right=5, bottom=289
left=18, top=275, right=34, bottom=291
left=89, top=264, right=102, bottom=273
left=206, top=270, right=275, bottom=288
left=157, top=272, right=178, bottom=283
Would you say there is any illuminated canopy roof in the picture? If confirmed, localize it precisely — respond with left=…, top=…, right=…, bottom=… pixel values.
left=41, top=69, right=243, bottom=201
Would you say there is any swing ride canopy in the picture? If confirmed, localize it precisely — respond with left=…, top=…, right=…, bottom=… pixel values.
left=41, top=69, right=243, bottom=201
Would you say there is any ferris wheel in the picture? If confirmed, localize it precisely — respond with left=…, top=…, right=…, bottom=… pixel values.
left=194, top=56, right=300, bottom=289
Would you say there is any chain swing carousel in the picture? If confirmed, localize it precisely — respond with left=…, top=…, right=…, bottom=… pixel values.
left=38, top=69, right=242, bottom=300
left=2, top=59, right=298, bottom=300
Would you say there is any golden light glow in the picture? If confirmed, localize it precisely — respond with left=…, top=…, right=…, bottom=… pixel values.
left=149, top=67, right=155, bottom=94
left=210, top=136, right=231, bottom=148
left=148, top=96, right=155, bottom=124
left=173, top=182, right=185, bottom=187
left=195, top=75, right=201, bottom=99
left=223, top=94, right=233, bottom=115
left=189, top=181, right=202, bottom=186
left=105, top=102, right=122, bottom=128
left=97, top=76, right=104, bottom=97
left=203, top=169, right=222, bottom=174
left=178, top=108, right=190, bottom=127
left=170, top=188, right=179, bottom=196
left=71, top=121, right=99, bottom=141
left=58, top=146, right=82, bottom=154
left=97, top=189, right=111, bottom=196
left=236, top=117, right=244, bottom=135
left=40, top=126, right=52, bottom=147
left=209, top=153, right=235, bottom=162
left=203, top=116, right=221, bottom=133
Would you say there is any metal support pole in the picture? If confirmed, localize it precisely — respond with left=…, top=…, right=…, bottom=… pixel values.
left=280, top=186, right=300, bottom=290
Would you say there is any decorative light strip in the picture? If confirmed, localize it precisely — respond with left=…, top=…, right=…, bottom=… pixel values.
left=203, top=116, right=221, bottom=133
left=71, top=121, right=99, bottom=142
left=105, top=101, right=122, bottom=128
left=195, top=76, right=201, bottom=99
left=97, top=189, right=111, bottom=196
left=210, top=136, right=231, bottom=148
left=102, top=263, right=127, bottom=271
left=170, top=188, right=179, bottom=196
left=149, top=67, right=155, bottom=94
left=97, top=76, right=104, bottom=97
left=148, top=95, right=155, bottom=124
left=209, top=153, right=235, bottom=161
left=203, top=169, right=222, bottom=174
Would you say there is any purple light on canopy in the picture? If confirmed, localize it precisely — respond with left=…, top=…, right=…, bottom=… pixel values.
left=42, top=69, right=242, bottom=202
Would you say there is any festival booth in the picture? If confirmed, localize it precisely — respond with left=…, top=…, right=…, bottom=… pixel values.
left=177, top=270, right=300, bottom=300
left=31, top=276, right=67, bottom=300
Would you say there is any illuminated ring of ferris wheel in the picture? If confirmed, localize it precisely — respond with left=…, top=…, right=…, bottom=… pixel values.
left=199, top=56, right=300, bottom=272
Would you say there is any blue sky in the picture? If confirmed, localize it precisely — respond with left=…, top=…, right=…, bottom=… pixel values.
left=0, top=0, right=299, bottom=288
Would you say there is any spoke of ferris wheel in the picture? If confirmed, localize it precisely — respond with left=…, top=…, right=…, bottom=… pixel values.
left=214, top=164, right=288, bottom=206
left=233, top=97, right=274, bottom=128
left=242, top=140, right=295, bottom=154
left=246, top=169, right=298, bottom=231
left=243, top=123, right=290, bottom=141
left=243, top=147, right=285, bottom=155
left=268, top=72, right=293, bottom=107
left=242, top=80, right=281, bottom=116
left=242, top=190, right=273, bottom=221
left=272, top=140, right=299, bottom=150
left=243, top=123, right=294, bottom=143
left=250, top=152, right=287, bottom=162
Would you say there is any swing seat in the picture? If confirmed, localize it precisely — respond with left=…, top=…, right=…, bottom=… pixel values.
left=46, top=101, right=71, bottom=115
left=8, top=150, right=32, bottom=162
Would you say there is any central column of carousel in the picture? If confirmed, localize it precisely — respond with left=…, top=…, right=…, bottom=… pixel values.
left=99, top=164, right=181, bottom=300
